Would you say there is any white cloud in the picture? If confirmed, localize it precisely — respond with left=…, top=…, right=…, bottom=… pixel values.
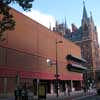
left=23, top=9, right=100, bottom=45
left=23, top=9, right=56, bottom=29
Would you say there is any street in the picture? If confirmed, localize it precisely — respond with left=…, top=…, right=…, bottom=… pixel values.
left=0, top=89, right=97, bottom=100
left=76, top=95, right=100, bottom=100
left=0, top=94, right=97, bottom=100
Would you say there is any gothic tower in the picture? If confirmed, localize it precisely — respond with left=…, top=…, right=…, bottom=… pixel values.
left=73, top=2, right=100, bottom=82
left=80, top=2, right=100, bottom=71
left=53, top=1, right=100, bottom=74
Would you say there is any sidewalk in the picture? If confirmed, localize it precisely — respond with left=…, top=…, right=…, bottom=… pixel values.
left=0, top=89, right=97, bottom=100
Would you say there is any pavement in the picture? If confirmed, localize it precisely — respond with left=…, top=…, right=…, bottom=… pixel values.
left=75, top=95, right=100, bottom=100
left=0, top=89, right=97, bottom=100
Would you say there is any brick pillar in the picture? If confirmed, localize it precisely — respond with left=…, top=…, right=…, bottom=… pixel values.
left=80, top=80, right=83, bottom=90
left=4, top=78, right=7, bottom=95
left=16, top=74, right=20, bottom=86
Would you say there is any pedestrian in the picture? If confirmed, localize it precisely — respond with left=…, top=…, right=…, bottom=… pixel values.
left=25, top=88, right=28, bottom=100
left=19, top=86, right=22, bottom=100
left=27, top=88, right=34, bottom=100
left=14, top=85, right=22, bottom=100
left=14, top=87, right=18, bottom=100
left=83, top=86, right=87, bottom=95
left=68, top=86, right=70, bottom=96
left=21, top=83, right=28, bottom=100
left=21, top=88, right=26, bottom=100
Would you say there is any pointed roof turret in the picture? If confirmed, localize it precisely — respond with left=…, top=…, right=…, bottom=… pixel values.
left=90, top=11, right=94, bottom=26
left=82, top=1, right=88, bottom=20
left=64, top=17, right=67, bottom=29
left=90, top=11, right=93, bottom=21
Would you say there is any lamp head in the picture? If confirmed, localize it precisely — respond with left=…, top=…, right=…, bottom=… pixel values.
left=46, top=59, right=52, bottom=67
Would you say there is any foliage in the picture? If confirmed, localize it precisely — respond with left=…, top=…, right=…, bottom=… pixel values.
left=0, top=0, right=34, bottom=40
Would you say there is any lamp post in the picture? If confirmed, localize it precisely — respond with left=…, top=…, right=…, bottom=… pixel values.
left=55, top=40, right=63, bottom=97
left=46, top=40, right=63, bottom=98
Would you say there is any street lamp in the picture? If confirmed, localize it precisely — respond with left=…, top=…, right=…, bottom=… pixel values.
left=46, top=40, right=63, bottom=98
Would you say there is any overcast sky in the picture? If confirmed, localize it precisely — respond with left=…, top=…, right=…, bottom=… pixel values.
left=11, top=0, right=100, bottom=43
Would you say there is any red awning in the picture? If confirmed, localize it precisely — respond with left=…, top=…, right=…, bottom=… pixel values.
left=20, top=71, right=55, bottom=80
left=60, top=73, right=83, bottom=80
left=0, top=68, right=17, bottom=77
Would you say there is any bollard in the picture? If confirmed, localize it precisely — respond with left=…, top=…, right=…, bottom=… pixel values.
left=14, top=88, right=18, bottom=100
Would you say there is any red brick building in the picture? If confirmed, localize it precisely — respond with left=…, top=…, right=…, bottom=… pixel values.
left=0, top=8, right=86, bottom=96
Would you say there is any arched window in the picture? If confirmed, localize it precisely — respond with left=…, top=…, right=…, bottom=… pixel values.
left=83, top=23, right=88, bottom=31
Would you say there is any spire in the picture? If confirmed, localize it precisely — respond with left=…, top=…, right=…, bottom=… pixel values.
left=90, top=11, right=92, bottom=17
left=82, top=0, right=88, bottom=20
left=55, top=20, right=58, bottom=27
left=64, top=17, right=67, bottom=28
left=90, top=11, right=94, bottom=25
left=90, top=11, right=93, bottom=20
left=64, top=17, right=67, bottom=34
left=64, top=17, right=68, bottom=29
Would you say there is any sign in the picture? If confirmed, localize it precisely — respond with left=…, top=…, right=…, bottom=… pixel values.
left=38, top=84, right=46, bottom=99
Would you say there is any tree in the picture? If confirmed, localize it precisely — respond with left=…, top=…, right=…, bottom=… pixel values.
left=0, top=0, right=34, bottom=40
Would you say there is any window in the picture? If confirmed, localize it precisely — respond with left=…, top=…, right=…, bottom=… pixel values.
left=0, top=47, right=6, bottom=65
left=84, top=24, right=88, bottom=31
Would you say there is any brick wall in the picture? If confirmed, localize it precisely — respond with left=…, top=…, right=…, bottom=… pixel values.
left=0, top=8, right=82, bottom=80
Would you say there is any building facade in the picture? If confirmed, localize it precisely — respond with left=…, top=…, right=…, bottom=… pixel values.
left=53, top=3, right=100, bottom=81
left=0, top=8, right=86, bottom=96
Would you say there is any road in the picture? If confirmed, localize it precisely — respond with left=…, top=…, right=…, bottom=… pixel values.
left=0, top=91, right=97, bottom=100
left=76, top=95, right=100, bottom=100
left=0, top=95, right=96, bottom=100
